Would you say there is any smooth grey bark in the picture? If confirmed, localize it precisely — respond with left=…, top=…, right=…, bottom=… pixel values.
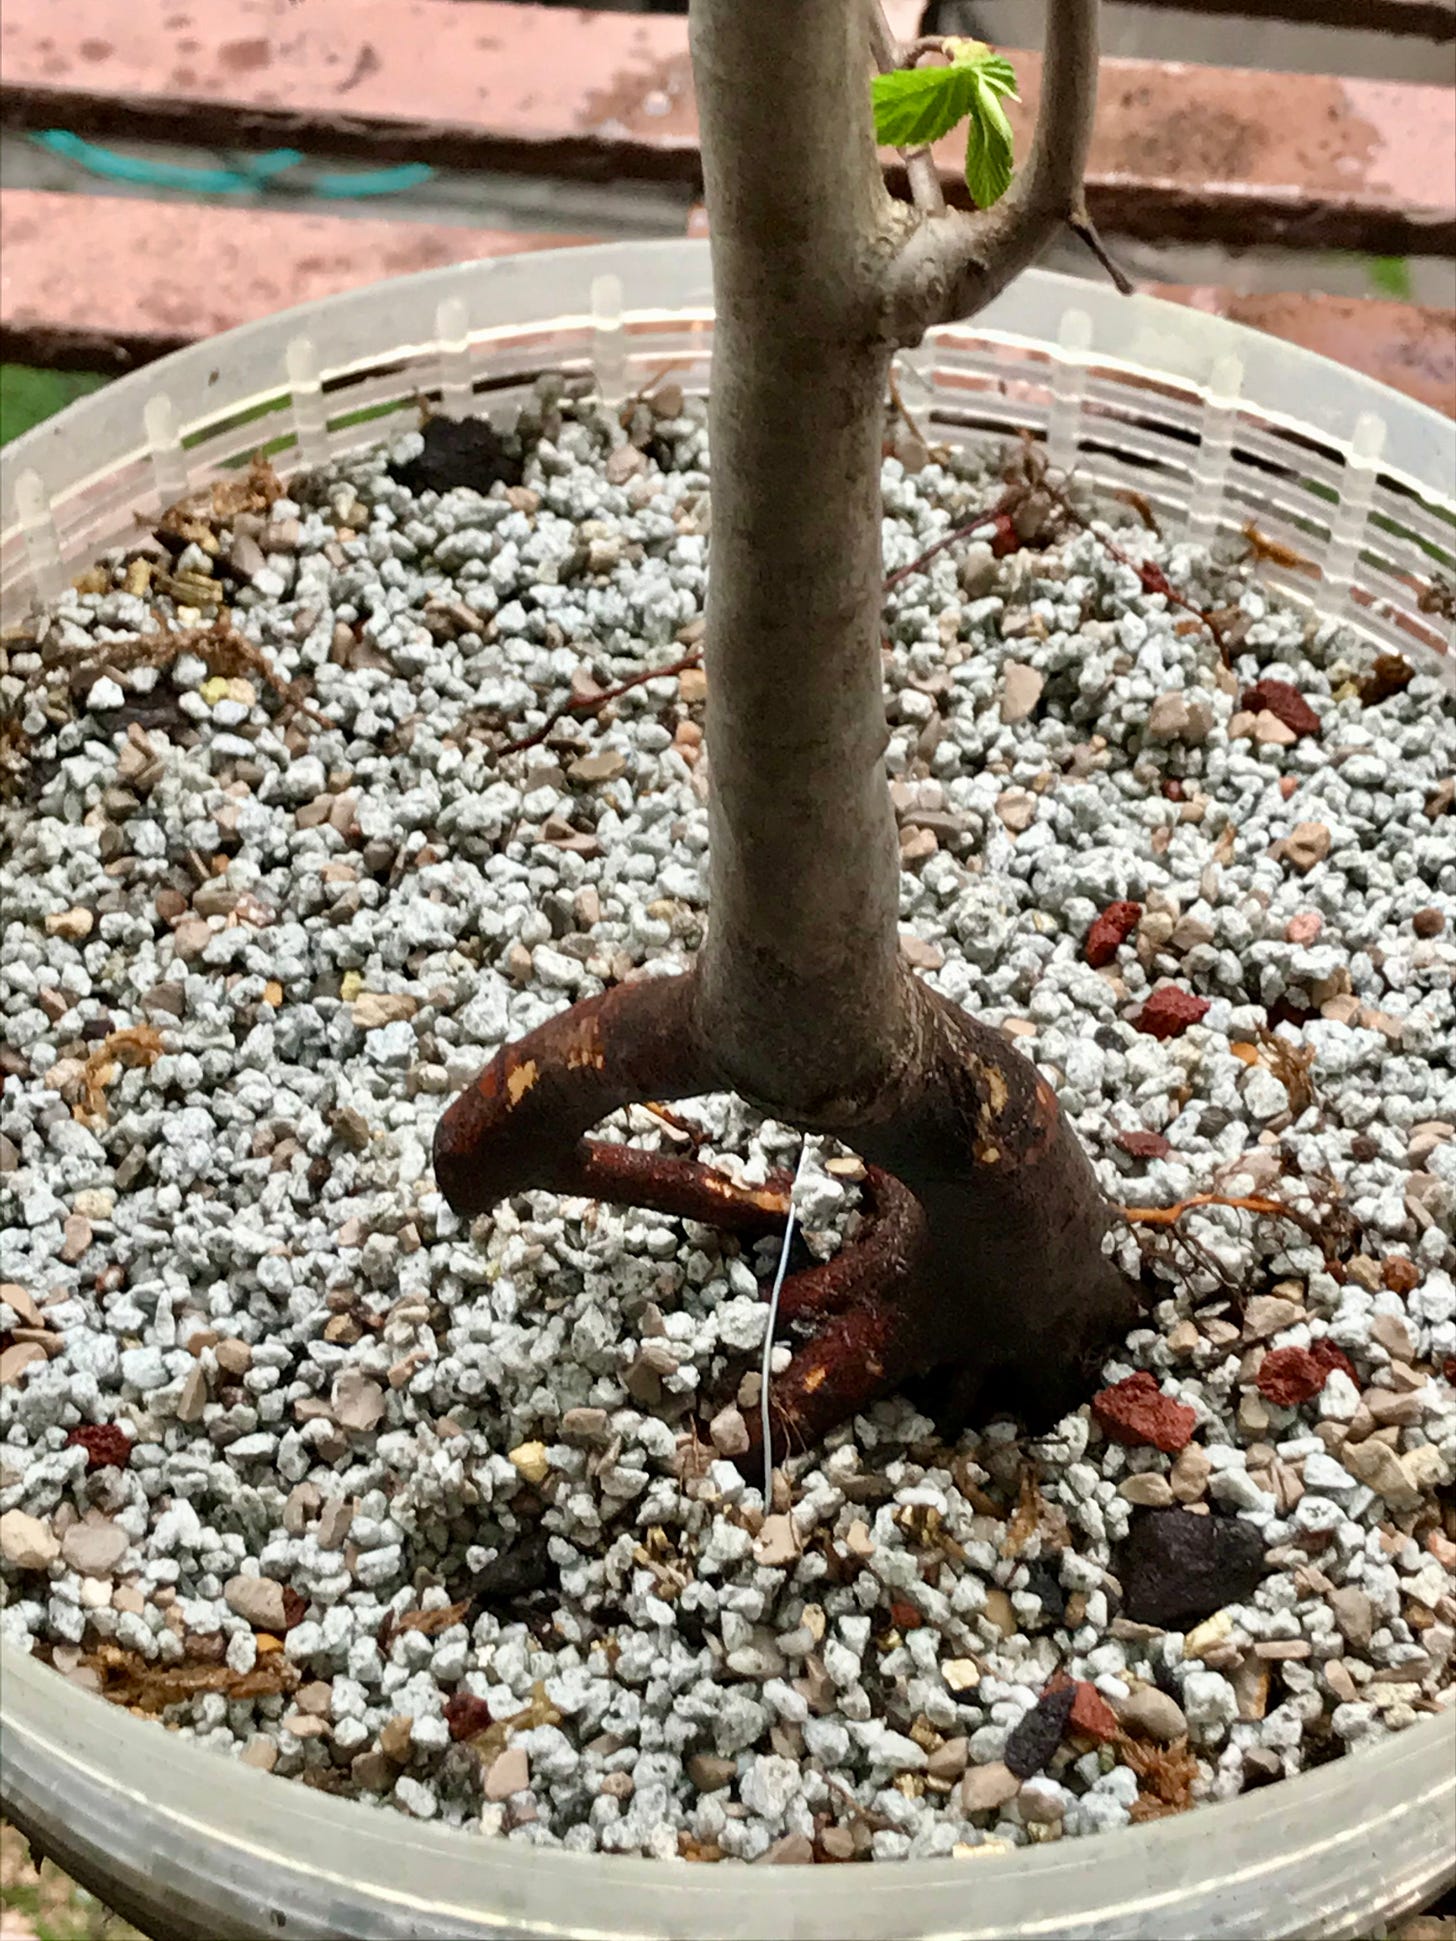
left=690, top=0, right=904, bottom=1115
left=690, top=0, right=1103, bottom=1118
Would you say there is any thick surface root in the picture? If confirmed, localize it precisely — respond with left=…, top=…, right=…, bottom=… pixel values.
left=433, top=968, right=1137, bottom=1465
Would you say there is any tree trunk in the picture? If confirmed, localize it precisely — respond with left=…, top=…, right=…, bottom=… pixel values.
left=690, top=0, right=904, bottom=1117
left=436, top=0, right=1138, bottom=1461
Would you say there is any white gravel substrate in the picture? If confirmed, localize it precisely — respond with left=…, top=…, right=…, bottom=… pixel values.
left=1, top=380, right=1454, bottom=1862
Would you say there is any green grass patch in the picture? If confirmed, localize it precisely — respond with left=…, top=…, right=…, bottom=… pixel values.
left=0, top=366, right=109, bottom=446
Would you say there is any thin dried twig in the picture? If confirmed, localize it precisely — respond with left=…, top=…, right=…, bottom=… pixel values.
left=500, top=649, right=703, bottom=756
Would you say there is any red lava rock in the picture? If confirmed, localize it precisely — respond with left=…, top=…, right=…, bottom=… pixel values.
left=989, top=511, right=1021, bottom=558
left=1115, top=1129, right=1172, bottom=1161
left=444, top=1692, right=494, bottom=1742
left=1085, top=901, right=1143, bottom=969
left=1382, top=1256, right=1420, bottom=1295
left=1092, top=1371, right=1197, bottom=1454
left=280, top=1586, right=308, bottom=1632
left=1062, top=1679, right=1120, bottom=1743
left=66, top=1424, right=131, bottom=1472
left=1444, top=1357, right=1456, bottom=1386
left=1134, top=987, right=1210, bottom=1041
left=1257, top=1346, right=1325, bottom=1407
left=1285, top=912, right=1322, bottom=945
left=889, top=1600, right=924, bottom=1631
left=1309, top=1338, right=1358, bottom=1386
left=1241, top=679, right=1321, bottom=739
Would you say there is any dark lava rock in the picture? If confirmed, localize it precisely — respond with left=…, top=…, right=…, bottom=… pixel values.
left=1022, top=1558, right=1067, bottom=1629
left=1118, top=1508, right=1265, bottom=1629
left=471, top=1531, right=553, bottom=1606
left=1004, top=1683, right=1077, bottom=1779
left=390, top=415, right=523, bottom=495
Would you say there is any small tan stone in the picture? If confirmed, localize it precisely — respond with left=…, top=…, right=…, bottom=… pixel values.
left=753, top=1515, right=800, bottom=1569
left=59, top=1214, right=93, bottom=1264
left=1324, top=1659, right=1359, bottom=1705
left=982, top=1587, right=1016, bottom=1637
left=687, top=1752, right=737, bottom=1792
left=960, top=1761, right=1021, bottom=1814
left=350, top=1750, right=396, bottom=1792
left=240, top=1736, right=279, bottom=1772
left=1170, top=1444, right=1211, bottom=1502
left=1, top=1510, right=60, bottom=1571
left=709, top=1405, right=750, bottom=1457
left=0, top=1342, right=47, bottom=1385
left=1328, top=1586, right=1374, bottom=1650
left=215, top=1338, right=253, bottom=1376
left=568, top=749, right=628, bottom=786
left=45, top=907, right=94, bottom=941
left=1231, top=1657, right=1270, bottom=1721
left=350, top=991, right=418, bottom=1030
left=995, top=790, right=1037, bottom=834
left=224, top=1574, right=288, bottom=1630
left=378, top=1714, right=414, bottom=1762
left=1281, top=821, right=1332, bottom=872
left=1184, top=1608, right=1235, bottom=1659
left=1342, top=1437, right=1422, bottom=1510
left=177, top=1364, right=207, bottom=1423
left=941, top=1658, right=981, bottom=1693
left=1116, top=1685, right=1188, bottom=1742
left=0, top=1284, right=45, bottom=1328
left=899, top=931, right=945, bottom=971
left=1118, top=1473, right=1175, bottom=1508
left=1253, top=709, right=1298, bottom=747
left=332, top=1370, right=386, bottom=1434
left=484, top=1746, right=531, bottom=1801
left=61, top=1515, right=129, bottom=1577
left=927, top=1735, right=969, bottom=1781
left=1242, top=1294, right=1303, bottom=1340
left=844, top=1519, right=875, bottom=1561
left=1000, top=663, right=1044, bottom=724
left=1365, top=1388, right=1422, bottom=1427
left=1166, top=1318, right=1199, bottom=1359
left=508, top=1441, right=550, bottom=1486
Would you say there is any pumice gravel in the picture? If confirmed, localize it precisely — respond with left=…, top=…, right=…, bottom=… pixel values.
left=2, top=377, right=1453, bottom=1864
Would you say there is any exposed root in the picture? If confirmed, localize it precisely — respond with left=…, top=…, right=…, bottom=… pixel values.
left=566, top=1140, right=793, bottom=1236
left=434, top=967, right=1137, bottom=1467
left=1118, top=1190, right=1329, bottom=1250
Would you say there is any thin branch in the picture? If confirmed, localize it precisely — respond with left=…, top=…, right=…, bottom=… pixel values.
left=499, top=649, right=702, bottom=755
left=1069, top=207, right=1133, bottom=295
left=878, top=0, right=1107, bottom=341
left=868, top=0, right=946, bottom=218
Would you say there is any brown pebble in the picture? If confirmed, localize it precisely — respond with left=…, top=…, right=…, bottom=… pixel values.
left=960, top=1761, right=1021, bottom=1813
left=1412, top=908, right=1444, bottom=937
left=378, top=1715, right=414, bottom=1762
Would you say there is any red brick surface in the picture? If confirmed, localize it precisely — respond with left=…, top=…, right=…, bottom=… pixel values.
left=2, top=0, right=1452, bottom=252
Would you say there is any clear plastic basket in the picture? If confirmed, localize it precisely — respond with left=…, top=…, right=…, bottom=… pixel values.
left=1, top=244, right=1453, bottom=1938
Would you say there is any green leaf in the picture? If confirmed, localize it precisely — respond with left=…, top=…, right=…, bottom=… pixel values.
left=972, top=54, right=1020, bottom=101
left=872, top=64, right=980, bottom=149
left=963, top=74, right=1015, bottom=208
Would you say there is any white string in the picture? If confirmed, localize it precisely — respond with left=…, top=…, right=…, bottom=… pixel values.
left=761, top=1140, right=811, bottom=1506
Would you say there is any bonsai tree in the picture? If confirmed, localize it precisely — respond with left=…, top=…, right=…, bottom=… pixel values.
left=435, top=0, right=1135, bottom=1463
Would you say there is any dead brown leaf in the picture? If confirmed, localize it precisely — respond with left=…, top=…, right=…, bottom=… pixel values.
left=393, top=1597, right=470, bottom=1637
left=80, top=1639, right=297, bottom=1713
left=1119, top=1732, right=1199, bottom=1817
left=75, top=1025, right=165, bottom=1126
